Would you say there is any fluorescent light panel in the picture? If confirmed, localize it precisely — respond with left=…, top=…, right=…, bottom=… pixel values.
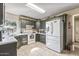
left=26, top=3, right=45, bottom=14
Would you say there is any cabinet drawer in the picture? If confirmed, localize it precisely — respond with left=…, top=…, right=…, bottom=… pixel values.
left=28, top=40, right=35, bottom=44
left=46, top=36, right=61, bottom=52
left=46, top=41, right=60, bottom=52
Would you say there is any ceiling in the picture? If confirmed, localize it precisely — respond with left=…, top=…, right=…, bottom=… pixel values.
left=5, top=3, right=79, bottom=19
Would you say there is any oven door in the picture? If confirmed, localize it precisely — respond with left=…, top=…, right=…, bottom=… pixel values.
left=28, top=33, right=35, bottom=44
left=30, top=34, right=34, bottom=39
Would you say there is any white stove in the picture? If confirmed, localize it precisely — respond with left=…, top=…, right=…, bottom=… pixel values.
left=14, top=32, right=36, bottom=44
left=28, top=33, right=36, bottom=44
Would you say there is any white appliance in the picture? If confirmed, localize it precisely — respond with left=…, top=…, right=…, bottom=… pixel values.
left=46, top=17, right=63, bottom=52
left=28, top=33, right=36, bottom=44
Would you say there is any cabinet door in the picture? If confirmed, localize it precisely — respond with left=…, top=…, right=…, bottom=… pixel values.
left=0, top=3, right=3, bottom=25
left=15, top=36, right=22, bottom=48
left=0, top=42, right=17, bottom=56
left=46, top=36, right=61, bottom=52
left=40, top=21, right=45, bottom=29
left=36, top=34, right=40, bottom=42
left=53, top=19, right=60, bottom=36
left=46, top=21, right=52, bottom=35
left=40, top=35, right=46, bottom=44
left=36, top=21, right=40, bottom=29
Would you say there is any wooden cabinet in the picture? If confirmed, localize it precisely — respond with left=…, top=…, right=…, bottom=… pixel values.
left=36, top=21, right=46, bottom=44
left=36, top=21, right=46, bottom=29
left=36, top=21, right=40, bottom=29
left=36, top=34, right=40, bottom=42
left=15, top=36, right=22, bottom=48
left=40, top=35, right=46, bottom=44
left=40, top=21, right=46, bottom=29
left=36, top=34, right=46, bottom=44
left=15, top=35, right=27, bottom=48
left=20, top=19, right=36, bottom=33
left=0, top=42, right=17, bottom=56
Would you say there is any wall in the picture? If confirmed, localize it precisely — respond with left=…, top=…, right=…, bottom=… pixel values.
left=57, top=8, right=79, bottom=47
left=65, top=8, right=79, bottom=45
left=59, top=8, right=79, bottom=47
left=66, top=15, right=72, bottom=45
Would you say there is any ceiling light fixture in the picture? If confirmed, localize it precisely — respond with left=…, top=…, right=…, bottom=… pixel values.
left=26, top=3, right=45, bottom=14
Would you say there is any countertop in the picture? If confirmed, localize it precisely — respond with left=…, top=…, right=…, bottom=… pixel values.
left=14, top=32, right=46, bottom=36
left=0, top=32, right=46, bottom=45
left=14, top=33, right=36, bottom=36
left=36, top=33, right=46, bottom=35
left=0, top=36, right=17, bottom=45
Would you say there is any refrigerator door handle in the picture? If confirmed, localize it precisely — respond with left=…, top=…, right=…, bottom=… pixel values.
left=46, top=26, right=49, bottom=33
left=51, top=22, right=53, bottom=35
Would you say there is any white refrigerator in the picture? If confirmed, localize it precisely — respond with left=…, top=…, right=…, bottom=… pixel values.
left=46, top=17, right=63, bottom=52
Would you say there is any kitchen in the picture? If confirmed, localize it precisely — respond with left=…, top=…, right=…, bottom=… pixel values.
left=0, top=3, right=79, bottom=56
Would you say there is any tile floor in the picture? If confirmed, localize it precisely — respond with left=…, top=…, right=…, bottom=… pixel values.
left=17, top=42, right=79, bottom=56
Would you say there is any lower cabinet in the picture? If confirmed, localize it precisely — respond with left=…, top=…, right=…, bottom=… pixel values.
left=15, top=35, right=27, bottom=48
left=40, top=35, right=46, bottom=44
left=36, top=34, right=40, bottom=42
left=0, top=42, right=17, bottom=56
left=36, top=34, right=46, bottom=44
left=21, top=35, right=27, bottom=45
left=15, top=36, right=22, bottom=48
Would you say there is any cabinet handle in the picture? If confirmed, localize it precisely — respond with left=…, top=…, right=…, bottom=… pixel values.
left=51, top=22, right=53, bottom=34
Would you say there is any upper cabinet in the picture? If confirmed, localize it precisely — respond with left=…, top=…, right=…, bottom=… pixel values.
left=35, top=20, right=46, bottom=33
left=40, top=21, right=46, bottom=29
left=36, top=21, right=40, bottom=29
left=36, top=21, right=46, bottom=29
left=20, top=19, right=35, bottom=29
left=0, top=3, right=3, bottom=25
left=19, top=16, right=37, bottom=33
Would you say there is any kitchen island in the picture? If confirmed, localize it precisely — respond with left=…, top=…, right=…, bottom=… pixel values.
left=0, top=37, right=17, bottom=56
left=14, top=32, right=36, bottom=48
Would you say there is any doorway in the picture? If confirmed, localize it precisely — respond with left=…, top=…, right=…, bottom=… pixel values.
left=72, top=14, right=79, bottom=51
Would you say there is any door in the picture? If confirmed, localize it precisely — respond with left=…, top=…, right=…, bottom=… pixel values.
left=53, top=18, right=61, bottom=36
left=46, top=18, right=61, bottom=36
left=40, top=35, right=46, bottom=44
left=46, top=21, right=52, bottom=36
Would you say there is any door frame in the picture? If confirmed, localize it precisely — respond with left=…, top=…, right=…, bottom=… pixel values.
left=72, top=14, right=79, bottom=51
